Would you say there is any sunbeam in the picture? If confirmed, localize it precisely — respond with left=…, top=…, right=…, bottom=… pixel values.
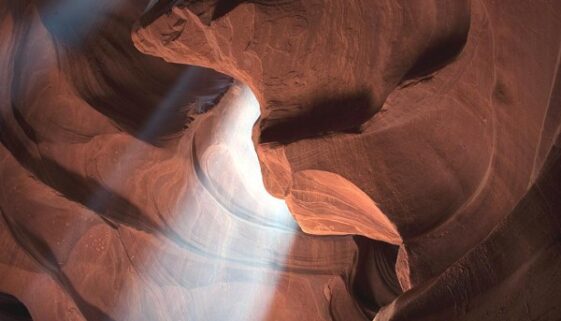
left=40, top=0, right=126, bottom=45
left=153, top=84, right=299, bottom=321
left=77, top=74, right=298, bottom=320
left=0, top=2, right=368, bottom=320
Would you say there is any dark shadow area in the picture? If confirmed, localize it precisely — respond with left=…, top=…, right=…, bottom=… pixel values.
left=139, top=0, right=178, bottom=27
left=0, top=293, right=33, bottom=321
left=403, top=26, right=469, bottom=81
left=259, top=91, right=376, bottom=145
left=140, top=0, right=245, bottom=27
left=212, top=0, right=244, bottom=21
left=352, top=237, right=402, bottom=319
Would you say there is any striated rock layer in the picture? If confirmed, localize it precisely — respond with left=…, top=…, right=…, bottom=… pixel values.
left=0, top=1, right=364, bottom=320
left=1, top=0, right=561, bottom=320
left=134, top=0, right=561, bottom=320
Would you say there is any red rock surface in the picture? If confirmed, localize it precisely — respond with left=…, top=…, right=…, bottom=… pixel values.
left=1, top=0, right=561, bottom=320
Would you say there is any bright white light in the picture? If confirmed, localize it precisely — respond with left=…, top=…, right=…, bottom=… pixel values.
left=120, top=83, right=299, bottom=321
left=53, top=70, right=298, bottom=320
left=178, top=84, right=298, bottom=321
left=210, top=85, right=296, bottom=228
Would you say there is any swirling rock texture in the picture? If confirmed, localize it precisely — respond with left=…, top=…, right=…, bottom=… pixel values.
left=1, top=0, right=561, bottom=321
left=0, top=1, right=360, bottom=320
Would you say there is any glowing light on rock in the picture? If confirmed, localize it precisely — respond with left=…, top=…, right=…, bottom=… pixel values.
left=164, top=84, right=298, bottom=320
left=97, top=80, right=298, bottom=320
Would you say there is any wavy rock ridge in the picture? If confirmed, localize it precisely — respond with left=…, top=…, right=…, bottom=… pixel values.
left=1, top=0, right=561, bottom=320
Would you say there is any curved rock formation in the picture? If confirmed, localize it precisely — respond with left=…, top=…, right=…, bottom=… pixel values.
left=1, top=0, right=560, bottom=320
left=0, top=1, right=360, bottom=320
left=134, top=0, right=561, bottom=319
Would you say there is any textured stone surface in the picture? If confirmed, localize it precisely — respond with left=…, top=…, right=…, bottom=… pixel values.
left=1, top=0, right=561, bottom=320
left=134, top=0, right=561, bottom=319
left=132, top=0, right=560, bottom=275
left=0, top=1, right=362, bottom=320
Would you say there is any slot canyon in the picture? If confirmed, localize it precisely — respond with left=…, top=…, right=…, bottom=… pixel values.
left=0, top=0, right=560, bottom=320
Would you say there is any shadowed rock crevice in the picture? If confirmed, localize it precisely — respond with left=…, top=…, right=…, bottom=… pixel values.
left=259, top=91, right=375, bottom=145
left=352, top=237, right=402, bottom=319
left=0, top=293, right=33, bottom=321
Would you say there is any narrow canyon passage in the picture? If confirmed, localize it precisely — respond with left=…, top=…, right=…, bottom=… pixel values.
left=0, top=1, right=363, bottom=319
left=1, top=0, right=561, bottom=321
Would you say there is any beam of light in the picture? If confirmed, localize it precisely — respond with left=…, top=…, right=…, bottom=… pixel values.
left=12, top=68, right=210, bottom=321
left=185, top=84, right=298, bottom=320
left=85, top=68, right=201, bottom=216
left=10, top=3, right=301, bottom=319
left=218, top=86, right=294, bottom=227
left=65, top=66, right=298, bottom=320
left=40, top=0, right=126, bottom=46
left=139, top=68, right=201, bottom=141
left=151, top=84, right=299, bottom=321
